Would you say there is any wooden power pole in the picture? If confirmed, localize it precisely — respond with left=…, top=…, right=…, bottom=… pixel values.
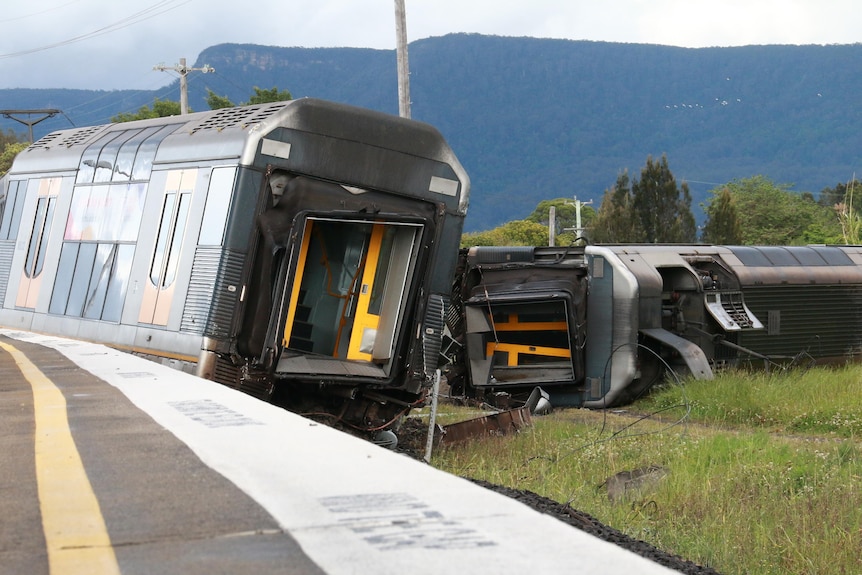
left=394, top=0, right=411, bottom=118
left=153, top=58, right=215, bottom=114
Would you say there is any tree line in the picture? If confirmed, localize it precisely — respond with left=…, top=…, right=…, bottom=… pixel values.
left=462, top=154, right=860, bottom=247
left=2, top=105, right=857, bottom=248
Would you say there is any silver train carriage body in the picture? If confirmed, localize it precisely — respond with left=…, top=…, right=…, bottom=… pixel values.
left=0, top=98, right=469, bottom=432
left=449, top=244, right=862, bottom=408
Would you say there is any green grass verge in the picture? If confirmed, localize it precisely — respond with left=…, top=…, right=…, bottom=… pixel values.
left=427, top=365, right=862, bottom=575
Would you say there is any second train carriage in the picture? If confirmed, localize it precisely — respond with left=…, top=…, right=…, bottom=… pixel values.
left=0, top=98, right=469, bottom=437
left=447, top=244, right=862, bottom=408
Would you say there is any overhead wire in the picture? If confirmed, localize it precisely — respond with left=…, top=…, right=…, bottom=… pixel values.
left=0, top=0, right=192, bottom=59
left=0, top=1, right=86, bottom=23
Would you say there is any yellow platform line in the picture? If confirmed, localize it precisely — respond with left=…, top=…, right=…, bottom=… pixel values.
left=0, top=341, right=120, bottom=575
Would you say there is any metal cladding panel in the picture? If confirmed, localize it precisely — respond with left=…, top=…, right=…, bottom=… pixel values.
left=584, top=247, right=639, bottom=407
left=739, top=284, right=862, bottom=359
left=0, top=242, right=12, bottom=307
left=181, top=247, right=245, bottom=338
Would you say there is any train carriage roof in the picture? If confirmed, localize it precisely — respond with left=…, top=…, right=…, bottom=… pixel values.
left=7, top=99, right=469, bottom=212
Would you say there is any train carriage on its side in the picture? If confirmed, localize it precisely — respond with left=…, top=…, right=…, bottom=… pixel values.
left=0, top=98, right=469, bottom=439
left=447, top=244, right=862, bottom=409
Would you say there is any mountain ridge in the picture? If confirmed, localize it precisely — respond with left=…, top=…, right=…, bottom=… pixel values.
left=2, top=34, right=860, bottom=231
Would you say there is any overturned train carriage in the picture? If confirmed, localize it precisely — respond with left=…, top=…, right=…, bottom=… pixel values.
left=447, top=244, right=862, bottom=408
left=0, top=98, right=469, bottom=434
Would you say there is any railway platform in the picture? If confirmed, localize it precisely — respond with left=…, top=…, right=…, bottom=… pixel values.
left=0, top=328, right=676, bottom=574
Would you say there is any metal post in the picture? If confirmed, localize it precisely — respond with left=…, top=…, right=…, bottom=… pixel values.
left=423, top=369, right=441, bottom=463
left=0, top=109, right=61, bottom=142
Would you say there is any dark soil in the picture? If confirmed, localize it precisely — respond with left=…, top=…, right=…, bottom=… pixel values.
left=396, top=417, right=722, bottom=575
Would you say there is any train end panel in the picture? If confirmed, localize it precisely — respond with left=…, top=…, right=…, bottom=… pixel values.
left=447, top=246, right=589, bottom=406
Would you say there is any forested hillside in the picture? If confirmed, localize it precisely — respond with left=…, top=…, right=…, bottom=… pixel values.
left=2, top=34, right=860, bottom=232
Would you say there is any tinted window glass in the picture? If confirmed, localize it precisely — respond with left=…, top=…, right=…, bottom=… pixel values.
left=199, top=167, right=236, bottom=245
left=65, top=243, right=97, bottom=316
left=49, top=243, right=79, bottom=314
left=102, top=244, right=134, bottom=322
left=83, top=243, right=116, bottom=319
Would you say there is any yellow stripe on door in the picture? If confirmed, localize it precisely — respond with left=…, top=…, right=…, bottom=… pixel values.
left=0, top=341, right=120, bottom=575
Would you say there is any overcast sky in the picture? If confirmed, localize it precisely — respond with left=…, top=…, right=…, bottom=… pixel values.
left=0, top=0, right=859, bottom=91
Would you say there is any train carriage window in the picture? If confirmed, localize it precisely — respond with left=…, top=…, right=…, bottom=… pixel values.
left=77, top=132, right=123, bottom=184
left=113, top=128, right=157, bottom=182
left=163, top=193, right=191, bottom=287
left=65, top=186, right=90, bottom=240
left=94, top=130, right=141, bottom=183
left=116, top=183, right=146, bottom=242
left=83, top=243, right=117, bottom=319
left=24, top=197, right=55, bottom=278
left=82, top=186, right=108, bottom=240
left=101, top=244, right=134, bottom=322
left=150, top=193, right=177, bottom=284
left=66, top=183, right=146, bottom=242
left=34, top=198, right=55, bottom=277
left=49, top=241, right=135, bottom=322
left=131, top=125, right=176, bottom=181
left=198, top=167, right=236, bottom=245
left=77, top=146, right=99, bottom=184
left=65, top=243, right=98, bottom=317
left=0, top=180, right=26, bottom=240
left=49, top=243, right=79, bottom=314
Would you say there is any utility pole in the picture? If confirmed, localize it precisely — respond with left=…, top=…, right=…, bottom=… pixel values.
left=0, top=109, right=61, bottom=142
left=153, top=58, right=214, bottom=115
left=564, top=196, right=593, bottom=242
left=394, top=0, right=411, bottom=118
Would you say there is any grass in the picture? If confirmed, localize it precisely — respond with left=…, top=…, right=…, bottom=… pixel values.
left=424, top=365, right=862, bottom=575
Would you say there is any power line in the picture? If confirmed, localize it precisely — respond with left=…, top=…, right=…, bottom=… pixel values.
left=0, top=0, right=190, bottom=59
left=0, top=0, right=85, bottom=24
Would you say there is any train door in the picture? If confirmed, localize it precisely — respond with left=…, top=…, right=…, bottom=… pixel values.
left=138, top=169, right=196, bottom=326
left=16, top=178, right=60, bottom=309
left=282, top=218, right=419, bottom=367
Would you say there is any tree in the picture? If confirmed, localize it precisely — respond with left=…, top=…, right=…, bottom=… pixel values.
left=590, top=156, right=695, bottom=243
left=701, top=187, right=742, bottom=244
left=631, top=154, right=696, bottom=243
left=205, top=89, right=234, bottom=110
left=112, top=98, right=182, bottom=122
left=717, top=176, right=840, bottom=245
left=590, top=171, right=642, bottom=243
left=526, top=198, right=596, bottom=245
left=461, top=220, right=549, bottom=247
left=0, top=128, right=25, bottom=149
left=205, top=86, right=293, bottom=110
left=247, top=86, right=292, bottom=105
left=0, top=141, right=27, bottom=176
